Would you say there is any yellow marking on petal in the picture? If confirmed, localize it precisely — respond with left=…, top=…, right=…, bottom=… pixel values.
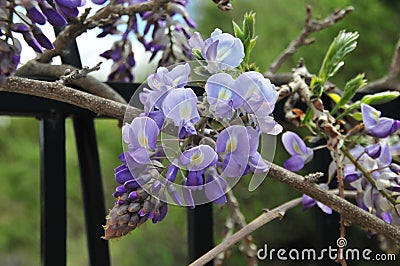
left=372, top=110, right=380, bottom=122
left=218, top=88, right=232, bottom=101
left=226, top=137, right=238, bottom=153
left=191, top=153, right=204, bottom=166
left=138, top=131, right=149, bottom=148
left=294, top=143, right=300, bottom=154
left=180, top=102, right=192, bottom=121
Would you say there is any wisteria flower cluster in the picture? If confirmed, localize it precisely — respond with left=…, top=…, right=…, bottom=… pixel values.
left=103, top=27, right=283, bottom=238
left=0, top=0, right=92, bottom=81
left=99, top=0, right=196, bottom=81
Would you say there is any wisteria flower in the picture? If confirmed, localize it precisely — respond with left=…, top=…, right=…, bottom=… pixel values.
left=216, top=125, right=268, bottom=177
left=140, top=64, right=190, bottom=113
left=205, top=73, right=242, bottom=118
left=361, top=103, right=400, bottom=138
left=233, top=71, right=278, bottom=114
left=161, top=88, right=200, bottom=138
left=302, top=184, right=332, bottom=214
left=179, top=145, right=218, bottom=188
left=189, top=28, right=244, bottom=73
left=282, top=131, right=313, bottom=172
left=122, top=116, right=160, bottom=166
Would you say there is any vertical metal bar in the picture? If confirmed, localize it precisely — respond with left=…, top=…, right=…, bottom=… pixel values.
left=187, top=203, right=214, bottom=265
left=40, top=114, right=66, bottom=266
left=72, top=116, right=110, bottom=266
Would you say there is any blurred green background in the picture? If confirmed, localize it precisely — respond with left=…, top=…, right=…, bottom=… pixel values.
left=1, top=0, right=399, bottom=265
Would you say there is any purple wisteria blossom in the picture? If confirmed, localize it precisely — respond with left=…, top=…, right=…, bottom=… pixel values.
left=179, top=145, right=218, bottom=206
left=233, top=71, right=282, bottom=135
left=122, top=116, right=160, bottom=166
left=282, top=131, right=313, bottom=172
left=161, top=88, right=200, bottom=138
left=234, top=71, right=278, bottom=114
left=139, top=63, right=190, bottom=113
left=361, top=104, right=400, bottom=138
left=189, top=28, right=244, bottom=73
left=205, top=73, right=242, bottom=118
left=216, top=125, right=269, bottom=178
left=302, top=184, right=332, bottom=214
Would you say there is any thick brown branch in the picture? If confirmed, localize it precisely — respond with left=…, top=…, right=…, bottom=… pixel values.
left=267, top=6, right=353, bottom=74
left=0, top=77, right=140, bottom=120
left=16, top=61, right=127, bottom=103
left=37, top=0, right=169, bottom=63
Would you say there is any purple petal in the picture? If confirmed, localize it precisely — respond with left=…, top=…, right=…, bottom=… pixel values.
left=115, top=167, right=133, bottom=184
left=205, top=175, right=227, bottom=204
left=365, top=143, right=381, bottom=159
left=38, top=1, right=67, bottom=26
left=361, top=104, right=380, bottom=128
left=316, top=202, right=333, bottom=214
left=182, top=186, right=195, bottom=208
left=179, top=145, right=218, bottom=171
left=22, top=32, right=42, bottom=53
left=26, top=4, right=47, bottom=25
left=188, top=32, right=204, bottom=50
left=283, top=155, right=305, bottom=172
left=248, top=152, right=270, bottom=173
left=165, top=164, right=178, bottom=182
left=281, top=131, right=309, bottom=156
left=32, top=26, right=54, bottom=50
left=122, top=117, right=160, bottom=150
left=381, top=211, right=392, bottom=223
left=167, top=185, right=183, bottom=205
left=92, top=0, right=107, bottom=4
left=302, top=194, right=316, bottom=209
left=161, top=88, right=199, bottom=127
left=378, top=143, right=392, bottom=167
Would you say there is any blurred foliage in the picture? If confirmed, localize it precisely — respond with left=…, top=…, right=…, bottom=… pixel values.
left=1, top=0, right=400, bottom=265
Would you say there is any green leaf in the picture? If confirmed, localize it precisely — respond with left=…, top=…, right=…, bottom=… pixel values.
left=232, top=21, right=244, bottom=41
left=243, top=11, right=256, bottom=40
left=350, top=112, right=363, bottom=121
left=316, top=30, right=359, bottom=97
left=331, top=73, right=367, bottom=114
left=234, top=11, right=258, bottom=67
left=361, top=91, right=400, bottom=105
